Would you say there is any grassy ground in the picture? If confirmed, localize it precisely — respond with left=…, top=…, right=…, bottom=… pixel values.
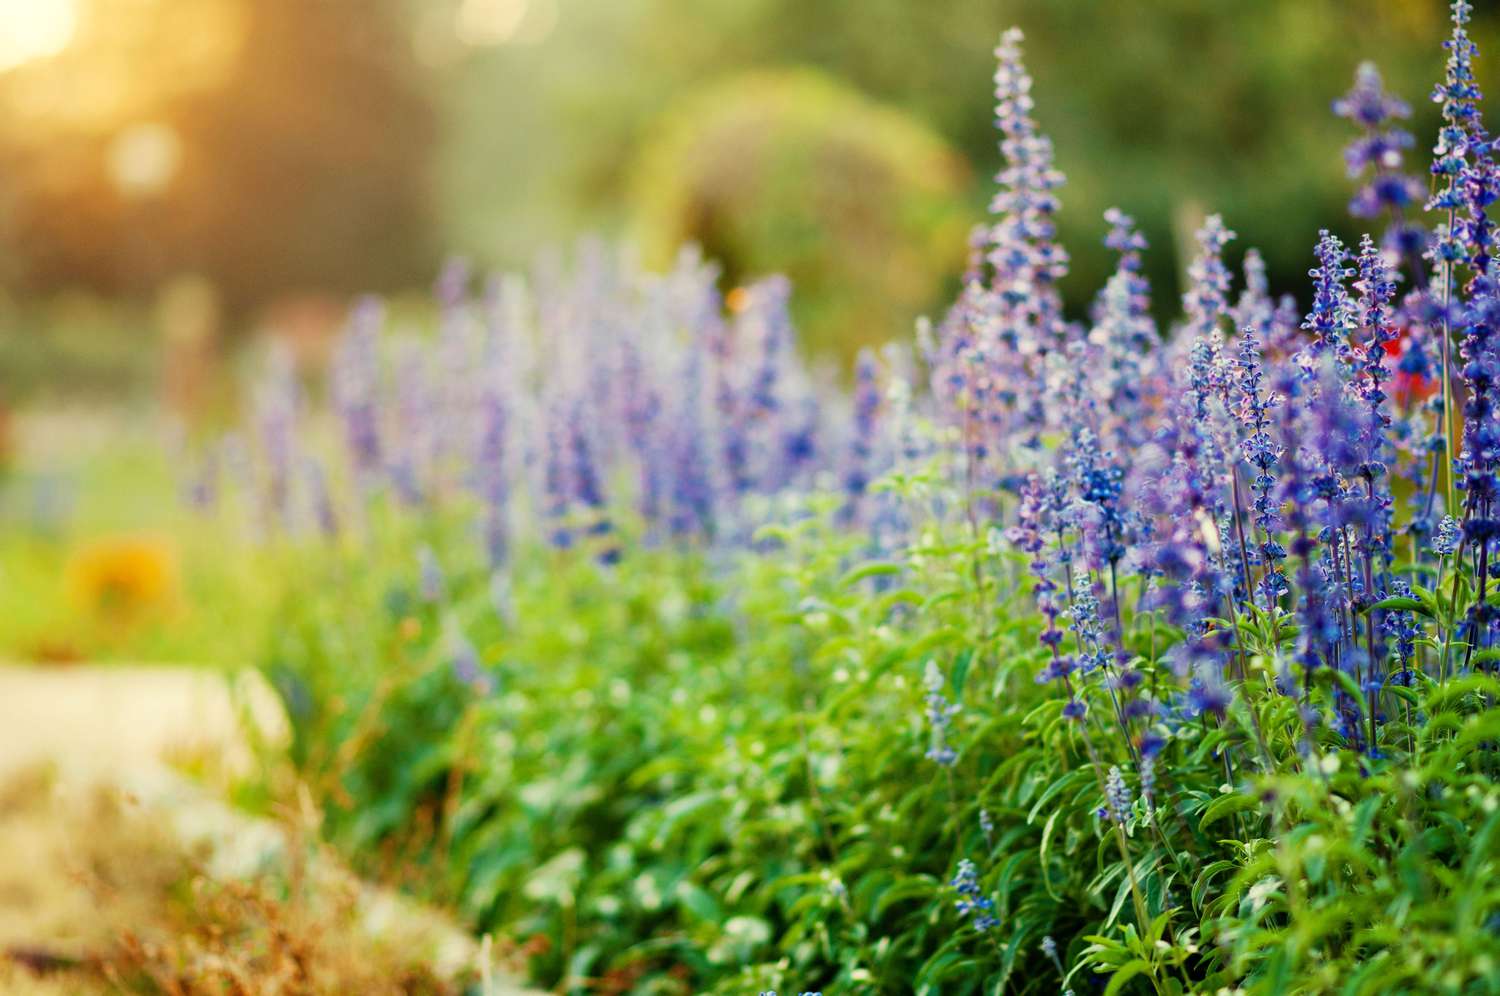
left=0, top=408, right=274, bottom=667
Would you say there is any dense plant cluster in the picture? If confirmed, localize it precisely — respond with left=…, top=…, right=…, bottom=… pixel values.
left=237, top=6, right=1500, bottom=993
left=234, top=242, right=895, bottom=558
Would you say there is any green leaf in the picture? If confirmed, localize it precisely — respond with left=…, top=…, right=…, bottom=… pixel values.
left=838, top=560, right=905, bottom=588
left=1104, top=960, right=1153, bottom=996
left=1200, top=792, right=1259, bottom=832
left=1366, top=596, right=1427, bottom=616
left=1038, top=809, right=1063, bottom=901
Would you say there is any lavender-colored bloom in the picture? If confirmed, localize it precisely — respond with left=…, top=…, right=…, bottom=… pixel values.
left=1382, top=577, right=1423, bottom=670
left=332, top=296, right=385, bottom=486
left=1182, top=216, right=1236, bottom=423
left=303, top=459, right=339, bottom=539
left=1138, top=754, right=1157, bottom=820
left=1301, top=232, right=1355, bottom=374
left=1068, top=566, right=1109, bottom=673
left=1351, top=236, right=1400, bottom=561
left=1427, top=2, right=1484, bottom=284
left=1185, top=675, right=1232, bottom=718
left=1233, top=248, right=1274, bottom=339
left=1336, top=62, right=1426, bottom=254
left=1234, top=325, right=1286, bottom=581
left=986, top=28, right=1069, bottom=347
left=542, top=404, right=574, bottom=549
left=252, top=343, right=300, bottom=530
left=474, top=377, right=510, bottom=568
left=667, top=342, right=716, bottom=538
left=450, top=635, right=496, bottom=694
left=1184, top=215, right=1236, bottom=343
left=1434, top=513, right=1461, bottom=555
left=1093, top=209, right=1159, bottom=447
left=842, top=349, right=881, bottom=521
left=1104, top=765, right=1131, bottom=824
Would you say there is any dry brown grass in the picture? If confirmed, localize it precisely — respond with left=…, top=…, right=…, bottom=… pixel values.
left=0, top=766, right=468, bottom=995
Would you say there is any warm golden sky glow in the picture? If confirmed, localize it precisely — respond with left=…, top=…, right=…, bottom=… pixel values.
left=0, top=0, right=245, bottom=143
left=0, top=0, right=79, bottom=73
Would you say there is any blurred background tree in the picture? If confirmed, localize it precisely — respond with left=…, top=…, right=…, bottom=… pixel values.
left=628, top=70, right=969, bottom=360
left=0, top=0, right=1497, bottom=402
left=0, top=0, right=435, bottom=307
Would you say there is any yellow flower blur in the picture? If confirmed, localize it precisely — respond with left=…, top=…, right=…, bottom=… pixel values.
left=65, top=535, right=179, bottom=622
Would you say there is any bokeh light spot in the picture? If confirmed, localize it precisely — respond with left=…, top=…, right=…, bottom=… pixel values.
left=108, top=122, right=182, bottom=197
left=0, top=0, right=78, bottom=72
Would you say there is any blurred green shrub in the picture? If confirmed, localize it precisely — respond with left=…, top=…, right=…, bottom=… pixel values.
left=0, top=295, right=158, bottom=404
left=628, top=69, right=970, bottom=362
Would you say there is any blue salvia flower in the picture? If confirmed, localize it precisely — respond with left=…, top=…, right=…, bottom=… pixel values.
left=569, top=405, right=607, bottom=519
left=1281, top=438, right=1337, bottom=691
left=1353, top=235, right=1400, bottom=560
left=1382, top=577, right=1422, bottom=676
left=950, top=859, right=997, bottom=931
left=1041, top=935, right=1062, bottom=973
left=389, top=337, right=433, bottom=508
left=711, top=311, right=751, bottom=500
left=1301, top=231, right=1355, bottom=375
left=618, top=338, right=663, bottom=525
left=1103, top=765, right=1131, bottom=824
left=1428, top=2, right=1483, bottom=294
left=842, top=348, right=881, bottom=522
left=1067, top=424, right=1126, bottom=569
left=923, top=660, right=960, bottom=766
left=331, top=296, right=385, bottom=489
left=1008, top=473, right=1064, bottom=650
left=987, top=27, right=1069, bottom=345
left=1182, top=659, right=1233, bottom=719
left=252, top=343, right=300, bottom=531
left=474, top=368, right=510, bottom=568
left=779, top=395, right=820, bottom=486
left=1068, top=565, right=1111, bottom=674
left=568, top=404, right=620, bottom=564
left=1434, top=513, right=1461, bottom=555
left=1233, top=248, right=1275, bottom=336
left=1094, top=209, right=1159, bottom=448
left=966, top=27, right=1067, bottom=447
left=743, top=277, right=794, bottom=426
left=450, top=634, right=497, bottom=694
left=1184, top=214, right=1236, bottom=342
left=1182, top=216, right=1236, bottom=419
left=542, top=404, right=575, bottom=549
left=1430, top=2, right=1482, bottom=192
left=432, top=257, right=484, bottom=476
left=1138, top=748, right=1158, bottom=821
left=302, top=458, right=338, bottom=539
left=668, top=340, right=716, bottom=539
left=1149, top=408, right=1230, bottom=661
left=1233, top=325, right=1286, bottom=584
left=1336, top=62, right=1427, bottom=262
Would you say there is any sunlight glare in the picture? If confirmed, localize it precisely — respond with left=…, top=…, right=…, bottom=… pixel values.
left=0, top=0, right=79, bottom=73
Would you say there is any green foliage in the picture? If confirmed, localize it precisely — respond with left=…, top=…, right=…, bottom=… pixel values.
left=0, top=422, right=275, bottom=665
left=262, top=465, right=1500, bottom=994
